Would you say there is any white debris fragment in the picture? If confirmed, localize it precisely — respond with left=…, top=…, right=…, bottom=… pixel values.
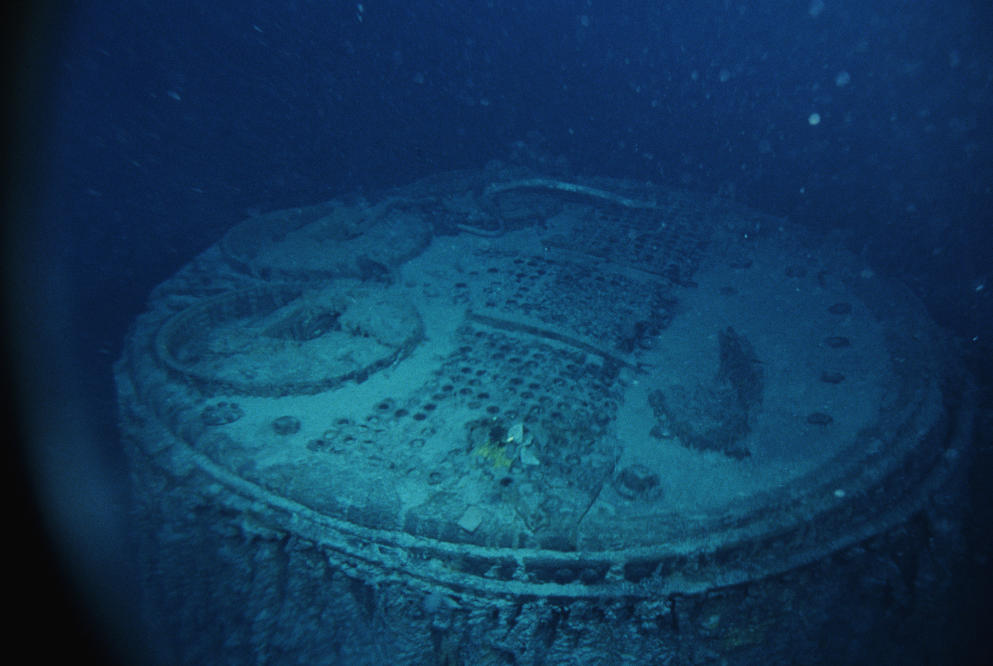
left=506, top=422, right=525, bottom=444
left=457, top=506, right=485, bottom=533
left=520, top=445, right=540, bottom=466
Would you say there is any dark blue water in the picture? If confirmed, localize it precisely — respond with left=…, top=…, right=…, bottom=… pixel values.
left=6, top=1, right=992, bottom=663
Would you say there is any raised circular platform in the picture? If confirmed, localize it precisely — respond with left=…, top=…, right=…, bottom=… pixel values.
left=117, top=170, right=974, bottom=664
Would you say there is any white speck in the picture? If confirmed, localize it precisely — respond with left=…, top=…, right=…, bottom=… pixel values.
left=167, top=90, right=181, bottom=101
left=809, top=0, right=825, bottom=17
left=833, top=488, right=846, bottom=498
left=808, top=112, right=821, bottom=126
left=974, top=280, right=985, bottom=293
left=579, top=14, right=590, bottom=28
left=835, top=71, right=850, bottom=87
left=719, top=68, right=731, bottom=83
